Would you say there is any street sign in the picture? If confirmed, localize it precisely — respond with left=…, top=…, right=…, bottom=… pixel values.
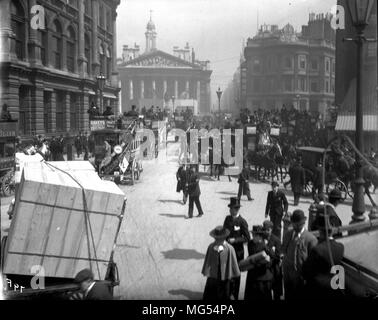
left=90, top=120, right=116, bottom=131
left=0, top=121, right=18, bottom=137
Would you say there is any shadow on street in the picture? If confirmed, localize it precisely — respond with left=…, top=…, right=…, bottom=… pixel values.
left=168, top=289, right=203, bottom=300
left=161, top=249, right=205, bottom=260
left=159, top=213, right=187, bottom=219
left=158, top=199, right=184, bottom=205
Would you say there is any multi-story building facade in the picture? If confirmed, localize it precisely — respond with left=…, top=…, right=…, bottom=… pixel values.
left=244, top=13, right=336, bottom=116
left=0, top=0, right=120, bottom=137
left=118, top=17, right=212, bottom=115
left=335, top=0, right=377, bottom=150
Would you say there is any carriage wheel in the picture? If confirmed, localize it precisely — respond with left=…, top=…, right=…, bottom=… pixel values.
left=328, top=179, right=348, bottom=201
left=1, top=170, right=15, bottom=197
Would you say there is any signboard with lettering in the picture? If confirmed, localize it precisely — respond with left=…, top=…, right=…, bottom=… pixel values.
left=0, top=121, right=18, bottom=138
left=90, top=120, right=116, bottom=131
left=246, top=126, right=257, bottom=135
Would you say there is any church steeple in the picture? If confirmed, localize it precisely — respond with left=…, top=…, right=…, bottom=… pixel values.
left=145, top=10, right=157, bottom=53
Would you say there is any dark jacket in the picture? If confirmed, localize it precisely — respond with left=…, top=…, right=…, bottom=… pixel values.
left=187, top=171, right=200, bottom=196
left=313, top=166, right=325, bottom=188
left=246, top=240, right=274, bottom=282
left=176, top=166, right=188, bottom=193
left=265, top=190, right=288, bottom=217
left=85, top=282, right=113, bottom=300
left=302, top=239, right=344, bottom=298
left=289, top=164, right=306, bottom=193
left=223, top=215, right=250, bottom=261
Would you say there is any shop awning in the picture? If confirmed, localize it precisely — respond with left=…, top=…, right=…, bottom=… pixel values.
left=335, top=113, right=378, bottom=132
left=103, top=93, right=117, bottom=99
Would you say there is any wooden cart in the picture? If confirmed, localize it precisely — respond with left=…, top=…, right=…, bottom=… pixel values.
left=0, top=162, right=125, bottom=299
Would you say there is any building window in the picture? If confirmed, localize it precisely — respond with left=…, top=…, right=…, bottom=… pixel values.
left=253, top=59, right=261, bottom=72
left=298, top=78, right=306, bottom=92
left=106, top=10, right=112, bottom=31
left=56, top=91, right=65, bottom=132
left=84, top=0, right=91, bottom=15
left=70, top=93, right=77, bottom=131
left=43, top=92, right=51, bottom=133
left=331, top=80, right=335, bottom=93
left=67, top=27, right=76, bottom=73
left=99, top=5, right=104, bottom=27
left=332, top=61, right=335, bottom=74
left=311, top=81, right=318, bottom=92
left=19, top=86, right=30, bottom=135
left=284, top=77, right=292, bottom=91
left=11, top=0, right=26, bottom=60
left=39, top=27, right=48, bottom=66
left=311, top=59, right=318, bottom=70
left=298, top=55, right=306, bottom=70
left=284, top=56, right=292, bottom=68
left=85, top=34, right=91, bottom=74
left=325, top=58, right=330, bottom=74
left=325, top=80, right=330, bottom=93
left=52, top=20, right=63, bottom=69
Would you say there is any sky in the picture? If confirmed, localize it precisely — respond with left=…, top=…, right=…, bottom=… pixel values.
left=116, top=0, right=337, bottom=104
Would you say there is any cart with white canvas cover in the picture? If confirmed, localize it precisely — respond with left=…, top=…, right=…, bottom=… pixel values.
left=0, top=161, right=125, bottom=299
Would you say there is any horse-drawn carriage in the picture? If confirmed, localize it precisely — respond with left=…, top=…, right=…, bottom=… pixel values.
left=0, top=120, right=17, bottom=196
left=90, top=117, right=143, bottom=185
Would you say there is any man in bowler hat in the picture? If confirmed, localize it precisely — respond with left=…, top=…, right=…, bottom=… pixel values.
left=282, top=210, right=318, bottom=300
left=265, top=181, right=288, bottom=240
left=223, top=197, right=250, bottom=300
left=302, top=211, right=345, bottom=298
left=73, top=269, right=113, bottom=300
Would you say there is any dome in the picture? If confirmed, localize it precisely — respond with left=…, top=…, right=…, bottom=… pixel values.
left=147, top=18, right=155, bottom=31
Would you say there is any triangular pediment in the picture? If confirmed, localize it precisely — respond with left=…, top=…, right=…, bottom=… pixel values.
left=119, top=50, right=201, bottom=69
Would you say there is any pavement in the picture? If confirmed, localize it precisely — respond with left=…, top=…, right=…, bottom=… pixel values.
left=1, top=138, right=376, bottom=300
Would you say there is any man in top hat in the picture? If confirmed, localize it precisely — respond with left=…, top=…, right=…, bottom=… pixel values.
left=73, top=269, right=113, bottom=300
left=302, top=212, right=345, bottom=299
left=202, top=226, right=241, bottom=300
left=187, top=165, right=204, bottom=218
left=282, top=210, right=318, bottom=300
left=289, top=158, right=306, bottom=206
left=265, top=181, right=288, bottom=241
left=262, top=220, right=283, bottom=300
left=223, top=197, right=250, bottom=300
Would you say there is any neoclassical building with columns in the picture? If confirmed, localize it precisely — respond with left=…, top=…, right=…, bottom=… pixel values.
left=0, top=0, right=120, bottom=138
left=118, top=17, right=212, bottom=115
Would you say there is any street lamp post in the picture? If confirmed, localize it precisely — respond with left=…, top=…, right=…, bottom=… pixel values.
left=216, top=87, right=222, bottom=127
left=96, top=74, right=106, bottom=114
left=344, top=0, right=375, bottom=222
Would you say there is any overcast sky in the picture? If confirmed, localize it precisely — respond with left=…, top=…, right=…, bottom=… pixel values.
left=116, top=0, right=336, bottom=103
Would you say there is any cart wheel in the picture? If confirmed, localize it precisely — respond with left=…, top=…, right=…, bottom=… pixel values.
left=2, top=170, right=15, bottom=197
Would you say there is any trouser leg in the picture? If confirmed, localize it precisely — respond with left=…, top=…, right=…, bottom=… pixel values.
left=194, top=196, right=204, bottom=216
left=238, top=184, right=242, bottom=199
left=231, top=276, right=241, bottom=300
left=188, top=196, right=194, bottom=218
left=270, top=214, right=282, bottom=240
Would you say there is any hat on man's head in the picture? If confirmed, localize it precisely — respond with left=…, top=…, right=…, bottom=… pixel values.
left=74, top=269, right=94, bottom=283
left=271, top=181, right=279, bottom=187
left=209, top=226, right=230, bottom=240
left=228, top=197, right=241, bottom=208
left=328, top=189, right=342, bottom=200
left=263, top=220, right=274, bottom=230
left=291, top=209, right=307, bottom=224
left=252, top=225, right=265, bottom=235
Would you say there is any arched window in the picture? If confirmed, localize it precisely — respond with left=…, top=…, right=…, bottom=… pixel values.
left=66, top=26, right=76, bottom=73
left=10, top=0, right=26, bottom=60
left=38, top=17, right=48, bottom=66
left=84, top=34, right=91, bottom=75
left=52, top=20, right=63, bottom=69
left=106, top=48, right=111, bottom=79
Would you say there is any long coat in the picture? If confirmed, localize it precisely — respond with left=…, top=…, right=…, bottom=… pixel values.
left=187, top=171, right=201, bottom=197
left=238, top=168, right=251, bottom=195
left=289, top=164, right=306, bottom=193
left=176, top=167, right=188, bottom=193
left=265, top=190, right=288, bottom=218
left=223, top=215, right=250, bottom=261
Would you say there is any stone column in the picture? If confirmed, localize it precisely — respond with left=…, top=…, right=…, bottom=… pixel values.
left=0, top=0, right=14, bottom=62
left=185, top=80, right=190, bottom=95
left=141, top=80, right=145, bottom=99
left=82, top=90, right=90, bottom=131
left=152, top=80, right=156, bottom=98
left=92, top=0, right=100, bottom=76
left=78, top=0, right=86, bottom=77
left=129, top=80, right=133, bottom=100
left=175, top=80, right=178, bottom=98
left=65, top=92, right=71, bottom=132
left=163, top=80, right=167, bottom=95
left=197, top=80, right=201, bottom=110
left=28, top=0, right=42, bottom=66
left=111, top=11, right=119, bottom=87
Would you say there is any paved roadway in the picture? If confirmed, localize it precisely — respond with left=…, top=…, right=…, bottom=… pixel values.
left=1, top=139, right=376, bottom=300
